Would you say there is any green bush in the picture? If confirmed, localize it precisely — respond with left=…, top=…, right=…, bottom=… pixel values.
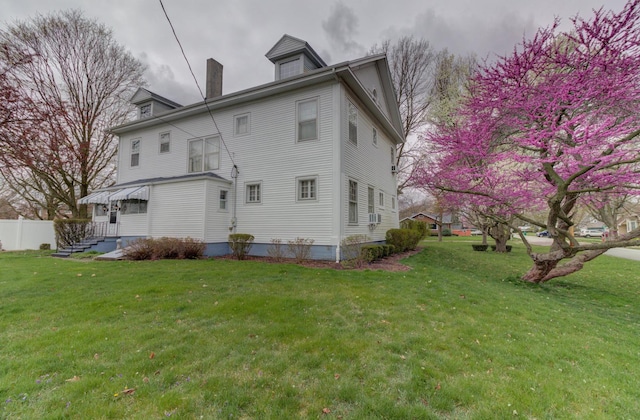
left=39, top=243, right=51, bottom=250
left=400, top=219, right=429, bottom=239
left=54, top=218, right=92, bottom=248
left=385, top=229, right=422, bottom=253
left=361, top=245, right=385, bottom=262
left=442, top=228, right=452, bottom=237
left=472, top=244, right=488, bottom=251
left=229, top=234, right=254, bottom=260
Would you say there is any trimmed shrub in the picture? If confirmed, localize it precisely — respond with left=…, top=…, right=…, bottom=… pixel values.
left=472, top=244, right=488, bottom=251
left=39, top=243, right=51, bottom=250
left=229, top=234, right=254, bottom=260
left=287, top=237, right=315, bottom=263
left=385, top=229, right=422, bottom=253
left=442, top=228, right=452, bottom=237
left=400, top=219, right=429, bottom=239
left=267, top=238, right=287, bottom=262
left=54, top=218, right=92, bottom=248
left=361, top=244, right=385, bottom=262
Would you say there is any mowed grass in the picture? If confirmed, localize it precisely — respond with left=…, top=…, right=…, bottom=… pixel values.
left=1, top=242, right=639, bottom=419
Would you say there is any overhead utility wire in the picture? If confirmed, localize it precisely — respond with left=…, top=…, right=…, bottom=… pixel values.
left=158, top=0, right=238, bottom=171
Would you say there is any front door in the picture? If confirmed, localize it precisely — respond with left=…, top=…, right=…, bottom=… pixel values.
left=108, top=202, right=119, bottom=236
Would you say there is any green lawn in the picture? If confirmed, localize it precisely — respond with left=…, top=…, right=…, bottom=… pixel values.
left=1, top=242, right=639, bottom=419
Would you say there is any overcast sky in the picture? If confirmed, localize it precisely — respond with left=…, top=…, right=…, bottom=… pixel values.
left=1, top=0, right=629, bottom=105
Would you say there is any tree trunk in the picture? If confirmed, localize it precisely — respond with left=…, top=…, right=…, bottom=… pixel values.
left=522, top=248, right=608, bottom=283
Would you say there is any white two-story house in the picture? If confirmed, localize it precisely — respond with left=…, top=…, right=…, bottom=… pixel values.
left=78, top=34, right=404, bottom=260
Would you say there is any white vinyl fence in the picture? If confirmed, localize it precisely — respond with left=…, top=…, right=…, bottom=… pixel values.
left=0, top=218, right=56, bottom=251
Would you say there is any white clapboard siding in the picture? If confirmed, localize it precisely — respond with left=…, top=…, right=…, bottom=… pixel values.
left=351, top=63, right=392, bottom=122
left=204, top=181, right=233, bottom=242
left=149, top=181, right=206, bottom=239
left=342, top=92, right=399, bottom=241
left=119, top=213, right=148, bottom=237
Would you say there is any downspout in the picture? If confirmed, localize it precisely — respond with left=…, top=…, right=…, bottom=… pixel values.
left=231, top=164, right=239, bottom=233
left=332, top=68, right=342, bottom=263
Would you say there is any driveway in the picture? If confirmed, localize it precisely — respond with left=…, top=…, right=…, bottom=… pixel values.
left=519, top=236, right=640, bottom=261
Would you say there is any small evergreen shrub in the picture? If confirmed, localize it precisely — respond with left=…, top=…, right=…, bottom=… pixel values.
left=385, top=229, right=422, bottom=253
left=400, top=219, right=429, bottom=239
left=229, top=234, right=254, bottom=260
left=491, top=245, right=513, bottom=252
left=361, top=244, right=385, bottom=262
left=472, top=244, right=488, bottom=251
left=442, top=228, right=452, bottom=237
left=287, top=237, right=315, bottom=263
left=54, top=218, right=92, bottom=248
left=39, top=243, right=51, bottom=250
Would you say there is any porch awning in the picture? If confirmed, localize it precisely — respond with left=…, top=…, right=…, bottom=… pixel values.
left=78, top=190, right=111, bottom=204
left=108, top=186, right=149, bottom=201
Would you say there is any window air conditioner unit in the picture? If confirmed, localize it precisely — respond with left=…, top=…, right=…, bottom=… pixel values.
left=391, top=165, right=397, bottom=173
left=368, top=213, right=382, bottom=224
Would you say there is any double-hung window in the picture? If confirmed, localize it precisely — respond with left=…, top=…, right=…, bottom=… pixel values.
left=368, top=187, right=374, bottom=214
left=297, top=177, right=317, bottom=201
left=234, top=114, right=250, bottom=136
left=297, top=99, right=318, bottom=141
left=159, top=132, right=170, bottom=154
left=349, top=180, right=358, bottom=224
left=246, top=182, right=261, bottom=204
left=219, top=190, right=228, bottom=210
left=348, top=101, right=358, bottom=145
left=130, top=138, right=140, bottom=167
left=188, top=136, right=220, bottom=173
left=379, top=192, right=384, bottom=207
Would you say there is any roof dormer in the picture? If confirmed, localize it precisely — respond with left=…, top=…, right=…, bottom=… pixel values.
left=130, top=88, right=182, bottom=120
left=265, top=34, right=327, bottom=81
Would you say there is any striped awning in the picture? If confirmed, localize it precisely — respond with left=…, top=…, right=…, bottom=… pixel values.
left=107, top=186, right=149, bottom=201
left=78, top=190, right=112, bottom=205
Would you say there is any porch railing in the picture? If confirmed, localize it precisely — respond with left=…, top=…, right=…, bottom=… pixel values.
left=89, top=221, right=119, bottom=238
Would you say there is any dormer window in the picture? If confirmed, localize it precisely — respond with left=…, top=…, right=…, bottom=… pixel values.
left=139, top=104, right=151, bottom=119
left=279, top=58, right=301, bottom=79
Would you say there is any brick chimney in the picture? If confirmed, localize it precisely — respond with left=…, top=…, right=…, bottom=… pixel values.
left=205, top=58, right=223, bottom=99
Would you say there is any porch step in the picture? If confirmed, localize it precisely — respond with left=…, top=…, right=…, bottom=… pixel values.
left=51, top=236, right=109, bottom=258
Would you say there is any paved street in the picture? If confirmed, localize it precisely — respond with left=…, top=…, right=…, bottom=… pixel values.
left=521, top=236, right=640, bottom=261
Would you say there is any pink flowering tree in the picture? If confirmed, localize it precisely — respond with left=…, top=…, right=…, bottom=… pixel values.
left=414, top=0, right=640, bottom=283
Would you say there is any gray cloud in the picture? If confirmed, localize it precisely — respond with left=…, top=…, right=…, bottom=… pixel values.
left=322, top=2, right=365, bottom=59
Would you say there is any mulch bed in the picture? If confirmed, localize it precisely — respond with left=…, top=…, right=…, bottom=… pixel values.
left=217, top=247, right=423, bottom=272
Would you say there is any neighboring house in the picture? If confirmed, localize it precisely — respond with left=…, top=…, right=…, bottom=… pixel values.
left=617, top=213, right=639, bottom=235
left=401, top=212, right=463, bottom=234
left=78, top=34, right=404, bottom=260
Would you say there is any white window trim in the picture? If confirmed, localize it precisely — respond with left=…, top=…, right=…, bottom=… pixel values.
left=379, top=191, right=385, bottom=208
left=234, top=113, right=251, bottom=137
left=139, top=103, right=152, bottom=119
left=348, top=101, right=358, bottom=146
left=159, top=131, right=171, bottom=154
left=277, top=55, right=303, bottom=80
left=348, top=179, right=358, bottom=225
left=296, top=97, right=319, bottom=142
left=130, top=138, right=141, bottom=168
left=245, top=181, right=262, bottom=204
left=367, top=186, right=375, bottom=214
left=219, top=188, right=229, bottom=211
left=188, top=136, right=220, bottom=173
left=296, top=176, right=319, bottom=202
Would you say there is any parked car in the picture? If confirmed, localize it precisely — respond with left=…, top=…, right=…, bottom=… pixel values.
left=470, top=229, right=483, bottom=236
left=580, top=229, right=604, bottom=237
left=536, top=230, right=550, bottom=237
